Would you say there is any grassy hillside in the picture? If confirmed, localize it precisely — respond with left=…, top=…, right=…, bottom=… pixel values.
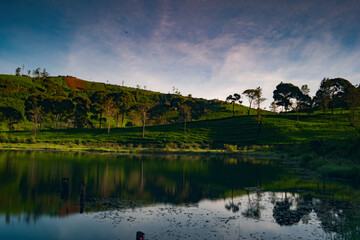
left=0, top=74, right=258, bottom=131
left=1, top=114, right=357, bottom=148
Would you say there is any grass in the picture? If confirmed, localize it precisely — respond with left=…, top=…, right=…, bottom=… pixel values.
left=1, top=114, right=357, bottom=146
left=2, top=113, right=359, bottom=181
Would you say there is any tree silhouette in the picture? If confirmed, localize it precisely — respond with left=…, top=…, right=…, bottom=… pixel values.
left=15, top=67, right=21, bottom=76
left=254, top=87, right=266, bottom=115
left=314, top=78, right=354, bottom=114
left=41, top=68, right=49, bottom=79
left=243, top=89, right=257, bottom=115
left=33, top=68, right=41, bottom=79
left=273, top=83, right=301, bottom=112
left=226, top=93, right=241, bottom=116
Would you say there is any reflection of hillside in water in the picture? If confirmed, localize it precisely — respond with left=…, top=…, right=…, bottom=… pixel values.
left=0, top=150, right=358, bottom=233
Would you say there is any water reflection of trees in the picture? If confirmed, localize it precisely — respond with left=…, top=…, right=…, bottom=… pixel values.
left=272, top=192, right=312, bottom=226
left=0, top=151, right=358, bottom=233
left=270, top=182, right=358, bottom=236
left=241, top=189, right=263, bottom=219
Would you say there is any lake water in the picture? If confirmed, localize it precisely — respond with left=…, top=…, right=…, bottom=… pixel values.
left=0, top=151, right=358, bottom=239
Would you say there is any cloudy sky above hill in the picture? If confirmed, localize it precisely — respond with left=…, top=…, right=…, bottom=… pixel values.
left=1, top=0, right=360, bottom=107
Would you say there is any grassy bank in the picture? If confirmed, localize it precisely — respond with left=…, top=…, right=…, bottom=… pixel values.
left=277, top=138, right=360, bottom=182
left=1, top=114, right=359, bottom=181
left=1, top=114, right=357, bottom=147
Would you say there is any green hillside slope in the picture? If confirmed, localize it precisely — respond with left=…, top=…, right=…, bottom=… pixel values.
left=0, top=74, right=257, bottom=131
left=2, top=114, right=357, bottom=147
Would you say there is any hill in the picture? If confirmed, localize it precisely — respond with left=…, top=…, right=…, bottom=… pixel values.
left=0, top=74, right=259, bottom=131
left=1, top=73, right=360, bottom=181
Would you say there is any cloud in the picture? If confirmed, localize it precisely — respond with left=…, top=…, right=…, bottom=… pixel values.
left=58, top=0, right=360, bottom=109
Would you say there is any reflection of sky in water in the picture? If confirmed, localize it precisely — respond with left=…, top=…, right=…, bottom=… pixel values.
left=0, top=192, right=336, bottom=240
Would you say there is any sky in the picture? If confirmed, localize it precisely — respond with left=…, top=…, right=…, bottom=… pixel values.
left=1, top=0, right=360, bottom=108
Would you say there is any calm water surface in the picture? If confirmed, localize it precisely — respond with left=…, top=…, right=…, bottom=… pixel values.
left=0, top=151, right=358, bottom=239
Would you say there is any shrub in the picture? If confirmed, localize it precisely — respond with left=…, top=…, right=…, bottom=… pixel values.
left=224, top=144, right=237, bottom=152
left=26, top=137, right=36, bottom=144
left=0, top=133, right=8, bottom=142
left=166, top=142, right=178, bottom=150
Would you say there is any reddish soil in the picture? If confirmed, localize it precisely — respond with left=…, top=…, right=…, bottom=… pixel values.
left=63, top=77, right=86, bottom=90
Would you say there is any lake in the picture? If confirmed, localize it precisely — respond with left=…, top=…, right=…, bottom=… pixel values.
left=0, top=151, right=358, bottom=239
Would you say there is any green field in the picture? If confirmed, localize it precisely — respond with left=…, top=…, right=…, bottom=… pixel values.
left=1, top=113, right=357, bottom=147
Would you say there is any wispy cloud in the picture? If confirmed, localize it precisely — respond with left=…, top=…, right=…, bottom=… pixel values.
left=50, top=0, right=360, bottom=107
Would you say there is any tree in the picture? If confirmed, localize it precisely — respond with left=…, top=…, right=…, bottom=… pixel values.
left=269, top=101, right=277, bottom=113
left=15, top=67, right=21, bottom=76
left=25, top=94, right=45, bottom=129
left=41, top=98, right=74, bottom=129
left=151, top=94, right=172, bottom=125
left=345, top=86, right=360, bottom=123
left=273, top=83, right=301, bottom=112
left=33, top=68, right=41, bottom=79
left=226, top=93, right=241, bottom=116
left=301, top=85, right=310, bottom=96
left=31, top=106, right=43, bottom=137
left=110, top=91, right=135, bottom=127
left=137, top=100, right=153, bottom=138
left=243, top=89, right=257, bottom=115
left=89, top=91, right=108, bottom=128
left=102, top=97, right=117, bottom=134
left=41, top=68, right=49, bottom=78
left=0, top=107, right=23, bottom=131
left=72, top=96, right=90, bottom=128
left=314, top=78, right=354, bottom=114
left=180, top=103, right=191, bottom=133
left=254, top=87, right=266, bottom=115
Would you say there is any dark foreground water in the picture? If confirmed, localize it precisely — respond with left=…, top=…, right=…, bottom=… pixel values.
left=0, top=151, right=359, bottom=239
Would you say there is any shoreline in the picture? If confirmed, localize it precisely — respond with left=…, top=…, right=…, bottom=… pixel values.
left=0, top=142, right=278, bottom=158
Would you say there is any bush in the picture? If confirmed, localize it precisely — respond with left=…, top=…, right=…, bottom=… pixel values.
left=0, top=133, right=8, bottom=142
left=165, top=142, right=178, bottom=150
left=224, top=144, right=237, bottom=152
left=26, top=137, right=36, bottom=144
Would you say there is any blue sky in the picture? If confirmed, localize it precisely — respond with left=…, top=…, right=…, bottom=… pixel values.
left=1, top=0, right=360, bottom=107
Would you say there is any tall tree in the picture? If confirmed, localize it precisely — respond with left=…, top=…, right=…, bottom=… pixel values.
left=89, top=91, right=108, bottom=128
left=102, top=97, right=117, bottom=134
left=137, top=100, right=153, bottom=138
left=254, top=87, right=266, bottom=115
left=243, top=89, right=257, bottom=115
left=273, top=83, right=301, bottom=112
left=180, top=103, right=191, bottom=133
left=41, top=68, right=49, bottom=79
left=345, top=86, right=360, bottom=122
left=110, top=91, right=135, bottom=127
left=314, top=78, right=354, bottom=114
left=33, top=68, right=41, bottom=79
left=72, top=96, right=90, bottom=128
left=226, top=93, right=241, bottom=116
left=269, top=101, right=277, bottom=113
left=31, top=106, right=43, bottom=138
left=15, top=67, right=21, bottom=76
